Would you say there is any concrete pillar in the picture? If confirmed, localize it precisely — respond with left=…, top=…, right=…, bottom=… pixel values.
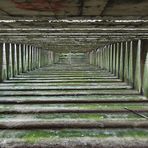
left=90, top=51, right=93, bottom=65
left=107, top=45, right=110, bottom=71
left=5, top=43, right=9, bottom=79
left=26, top=45, right=29, bottom=71
left=38, top=48, right=41, bottom=68
left=116, top=43, right=120, bottom=77
left=31, top=47, right=34, bottom=70
left=102, top=48, right=105, bottom=69
left=113, top=44, right=116, bottom=74
left=106, top=46, right=109, bottom=70
left=18, top=44, right=23, bottom=74
left=109, top=44, right=113, bottom=73
left=13, top=43, right=18, bottom=76
left=129, top=41, right=134, bottom=86
left=0, top=43, right=3, bottom=82
left=36, top=48, right=39, bottom=68
left=0, top=43, right=7, bottom=81
left=96, top=51, right=99, bottom=67
left=8, top=43, right=13, bottom=78
left=143, top=51, right=148, bottom=97
left=28, top=45, right=32, bottom=71
left=35, top=47, right=38, bottom=68
left=91, top=51, right=94, bottom=65
left=135, top=40, right=142, bottom=93
left=119, top=42, right=125, bottom=81
left=141, top=40, right=148, bottom=97
left=124, top=41, right=130, bottom=82
left=95, top=50, right=98, bottom=66
left=51, top=51, right=54, bottom=64
left=40, top=50, right=43, bottom=67
left=32, top=47, right=35, bottom=69
left=98, top=50, right=100, bottom=67
left=22, top=44, right=26, bottom=72
left=129, top=41, right=137, bottom=87
left=100, top=49, right=103, bottom=68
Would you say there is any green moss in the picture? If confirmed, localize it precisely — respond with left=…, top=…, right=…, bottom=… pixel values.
left=19, top=129, right=148, bottom=143
left=1, top=103, right=147, bottom=109
left=35, top=113, right=104, bottom=120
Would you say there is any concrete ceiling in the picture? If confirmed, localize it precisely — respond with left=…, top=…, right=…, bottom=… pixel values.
left=0, top=0, right=148, bottom=52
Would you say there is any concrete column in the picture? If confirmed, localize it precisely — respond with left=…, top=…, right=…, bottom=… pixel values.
left=35, top=47, right=38, bottom=68
left=119, top=42, right=125, bottom=81
left=38, top=49, right=41, bottom=68
left=102, top=48, right=105, bottom=68
left=8, top=43, right=13, bottom=78
left=0, top=43, right=2, bottom=82
left=89, top=52, right=91, bottom=64
left=98, top=50, right=100, bottom=67
left=26, top=45, right=29, bottom=71
left=32, top=46, right=34, bottom=69
left=103, top=48, right=106, bottom=69
left=5, top=43, right=9, bottom=79
left=93, top=51, right=96, bottom=65
left=135, top=40, right=142, bottom=93
left=36, top=48, right=39, bottom=68
left=95, top=51, right=98, bottom=66
left=0, top=43, right=7, bottom=81
left=105, top=46, right=108, bottom=70
left=28, top=45, right=32, bottom=71
left=141, top=40, right=148, bottom=97
left=13, top=43, right=18, bottom=76
left=116, top=43, right=120, bottom=77
left=97, top=50, right=100, bottom=67
left=100, top=49, right=102, bottom=68
left=22, top=44, right=27, bottom=72
left=109, top=44, right=113, bottom=73
left=113, top=44, right=116, bottom=74
left=32, top=47, right=36, bottom=69
left=129, top=41, right=137, bottom=87
left=40, top=49, right=43, bottom=67
left=104, top=48, right=106, bottom=69
left=90, top=51, right=93, bottom=65
left=91, top=51, right=94, bottom=65
left=107, top=45, right=110, bottom=71
left=0, top=43, right=3, bottom=82
left=143, top=51, right=148, bottom=97
left=129, top=41, right=133, bottom=86
left=124, top=41, right=130, bottom=82
left=18, top=44, right=23, bottom=74
left=51, top=51, right=54, bottom=64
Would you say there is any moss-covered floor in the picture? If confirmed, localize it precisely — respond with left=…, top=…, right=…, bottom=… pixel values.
left=0, top=64, right=147, bottom=146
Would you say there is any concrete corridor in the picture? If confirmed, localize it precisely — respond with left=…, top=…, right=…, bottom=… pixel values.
left=0, top=63, right=148, bottom=147
left=0, top=0, right=148, bottom=147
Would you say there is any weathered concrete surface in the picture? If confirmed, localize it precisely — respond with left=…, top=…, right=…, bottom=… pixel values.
left=0, top=137, right=148, bottom=148
left=143, top=50, right=148, bottom=98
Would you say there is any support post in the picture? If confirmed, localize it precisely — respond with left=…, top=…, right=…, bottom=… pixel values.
left=113, top=44, right=116, bottom=74
left=8, top=43, right=13, bottom=78
left=0, top=43, right=7, bottom=81
left=119, top=42, right=125, bottom=81
left=18, top=44, right=22, bottom=74
left=135, top=40, right=142, bottom=93
left=124, top=41, right=130, bottom=83
left=22, top=44, right=26, bottom=72
left=143, top=51, right=148, bottom=97
left=116, top=43, right=120, bottom=77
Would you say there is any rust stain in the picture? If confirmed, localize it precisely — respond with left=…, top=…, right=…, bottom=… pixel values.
left=11, top=0, right=66, bottom=12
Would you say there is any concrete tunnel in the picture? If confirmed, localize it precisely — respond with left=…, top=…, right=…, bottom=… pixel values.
left=0, top=0, right=148, bottom=147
